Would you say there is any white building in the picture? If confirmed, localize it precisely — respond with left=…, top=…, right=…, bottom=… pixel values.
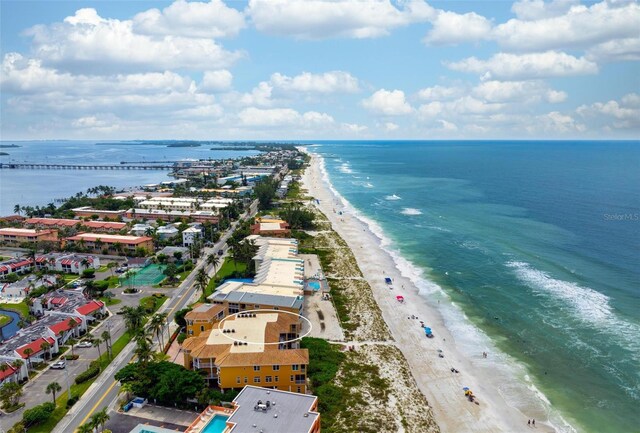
left=156, top=225, right=179, bottom=240
left=182, top=226, right=202, bottom=247
left=130, top=223, right=153, bottom=236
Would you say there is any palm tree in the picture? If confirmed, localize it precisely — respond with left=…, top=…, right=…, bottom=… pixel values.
left=207, top=253, right=220, bottom=277
left=92, top=336, right=103, bottom=368
left=122, top=306, right=147, bottom=336
left=106, top=262, right=117, bottom=277
left=13, top=204, right=21, bottom=215
left=90, top=407, right=110, bottom=432
left=23, top=348, right=33, bottom=372
left=45, top=381, right=62, bottom=405
left=40, top=341, right=52, bottom=360
left=134, top=333, right=153, bottom=364
left=149, top=313, right=168, bottom=350
left=195, top=268, right=209, bottom=300
left=77, top=423, right=94, bottom=433
left=68, top=318, right=79, bottom=358
left=101, top=330, right=112, bottom=359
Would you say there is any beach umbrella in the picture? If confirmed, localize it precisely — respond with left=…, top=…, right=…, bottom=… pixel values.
left=463, top=387, right=470, bottom=391
left=396, top=295, right=404, bottom=301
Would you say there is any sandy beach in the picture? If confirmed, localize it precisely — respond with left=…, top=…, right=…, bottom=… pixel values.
left=302, top=151, right=554, bottom=433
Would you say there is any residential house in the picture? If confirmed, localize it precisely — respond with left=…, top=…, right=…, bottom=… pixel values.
left=0, top=228, right=58, bottom=245
left=63, top=233, right=153, bottom=254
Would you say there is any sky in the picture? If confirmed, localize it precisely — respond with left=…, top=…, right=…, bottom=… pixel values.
left=1, top=0, right=639, bottom=140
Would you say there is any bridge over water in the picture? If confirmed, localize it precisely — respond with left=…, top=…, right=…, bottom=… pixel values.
left=0, top=163, right=174, bottom=170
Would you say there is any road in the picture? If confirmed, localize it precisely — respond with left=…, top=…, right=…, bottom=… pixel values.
left=52, top=200, right=258, bottom=433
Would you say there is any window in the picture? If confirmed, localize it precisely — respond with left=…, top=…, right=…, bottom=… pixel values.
left=290, top=375, right=294, bottom=382
left=297, top=386, right=301, bottom=393
left=244, top=377, right=248, bottom=384
left=265, top=376, right=272, bottom=383
left=292, top=364, right=299, bottom=371
left=200, top=326, right=205, bottom=332
left=255, top=304, right=260, bottom=309
left=274, top=376, right=279, bottom=382
left=272, top=365, right=280, bottom=371
left=253, top=366, right=261, bottom=371
left=301, top=364, right=306, bottom=371
left=236, top=376, right=241, bottom=384
left=254, top=376, right=261, bottom=383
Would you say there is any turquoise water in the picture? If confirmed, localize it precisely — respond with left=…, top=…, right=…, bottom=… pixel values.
left=120, top=264, right=167, bottom=286
left=311, top=141, right=639, bottom=433
left=0, top=140, right=260, bottom=215
left=308, top=281, right=321, bottom=291
left=202, top=415, right=229, bottom=433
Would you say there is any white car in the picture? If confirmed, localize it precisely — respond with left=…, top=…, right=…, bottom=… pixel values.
left=50, top=360, right=66, bottom=369
left=76, top=341, right=93, bottom=348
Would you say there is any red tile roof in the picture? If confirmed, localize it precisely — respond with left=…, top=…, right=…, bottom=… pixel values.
left=50, top=297, right=68, bottom=306
left=0, top=228, right=55, bottom=237
left=16, top=337, right=55, bottom=358
left=0, top=363, right=17, bottom=380
left=65, top=233, right=152, bottom=245
left=76, top=300, right=104, bottom=316
left=26, top=218, right=126, bottom=230
left=48, top=317, right=81, bottom=336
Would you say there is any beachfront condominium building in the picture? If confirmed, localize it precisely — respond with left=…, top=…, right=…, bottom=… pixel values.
left=125, top=208, right=220, bottom=224
left=137, top=197, right=233, bottom=213
left=224, top=386, right=321, bottom=433
left=0, top=228, right=58, bottom=245
left=63, top=233, right=153, bottom=254
left=250, top=218, right=291, bottom=237
left=71, top=206, right=127, bottom=220
left=182, top=312, right=308, bottom=393
left=186, top=303, right=226, bottom=337
left=208, top=236, right=305, bottom=315
left=24, top=218, right=127, bottom=233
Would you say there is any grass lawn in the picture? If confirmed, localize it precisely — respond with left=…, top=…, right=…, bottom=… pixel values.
left=0, top=313, right=11, bottom=326
left=140, top=295, right=167, bottom=313
left=96, top=265, right=109, bottom=272
left=0, top=301, right=29, bottom=317
left=100, top=296, right=122, bottom=306
left=26, top=330, right=134, bottom=433
left=63, top=274, right=78, bottom=283
left=204, top=259, right=247, bottom=298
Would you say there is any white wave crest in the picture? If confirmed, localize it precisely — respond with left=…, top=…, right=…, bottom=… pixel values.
left=338, top=162, right=353, bottom=174
left=401, top=207, right=422, bottom=215
left=385, top=194, right=401, bottom=201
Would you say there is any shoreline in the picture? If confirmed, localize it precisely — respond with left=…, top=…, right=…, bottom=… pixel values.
left=301, top=150, right=559, bottom=433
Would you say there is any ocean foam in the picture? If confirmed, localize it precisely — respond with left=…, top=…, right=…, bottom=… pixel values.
left=338, top=162, right=353, bottom=174
left=506, top=260, right=640, bottom=360
left=401, top=207, right=423, bottom=215
left=385, top=194, right=402, bottom=201
left=310, top=150, right=577, bottom=433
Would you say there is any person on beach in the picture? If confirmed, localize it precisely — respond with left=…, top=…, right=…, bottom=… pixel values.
left=532, top=419, right=535, bottom=427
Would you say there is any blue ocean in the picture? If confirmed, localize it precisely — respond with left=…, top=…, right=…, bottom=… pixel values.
left=311, top=141, right=639, bottom=433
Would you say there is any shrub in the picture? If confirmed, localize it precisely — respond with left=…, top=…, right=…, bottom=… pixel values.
left=75, top=363, right=100, bottom=384
left=66, top=395, right=79, bottom=408
left=82, top=269, right=96, bottom=278
left=177, top=333, right=187, bottom=345
left=22, top=402, right=55, bottom=426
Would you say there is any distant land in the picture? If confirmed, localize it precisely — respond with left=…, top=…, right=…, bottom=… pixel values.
left=0, top=144, right=20, bottom=148
left=0, top=152, right=8, bottom=156
left=92, top=140, right=300, bottom=152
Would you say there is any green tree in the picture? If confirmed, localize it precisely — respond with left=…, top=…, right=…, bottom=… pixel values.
left=40, top=341, right=52, bottom=360
left=121, top=306, right=147, bottom=336
left=90, top=407, right=110, bottom=432
left=68, top=318, right=79, bottom=358
left=207, top=253, right=220, bottom=277
left=195, top=268, right=209, bottom=300
left=174, top=307, right=192, bottom=328
left=0, top=381, right=23, bottom=408
left=77, top=422, right=94, bottom=433
left=149, top=312, right=168, bottom=350
left=23, top=348, right=34, bottom=371
left=101, top=329, right=113, bottom=359
left=163, top=263, right=178, bottom=284
left=45, top=381, right=62, bottom=405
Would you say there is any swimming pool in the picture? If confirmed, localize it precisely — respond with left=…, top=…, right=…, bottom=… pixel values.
left=307, top=281, right=321, bottom=291
left=202, top=415, right=229, bottom=433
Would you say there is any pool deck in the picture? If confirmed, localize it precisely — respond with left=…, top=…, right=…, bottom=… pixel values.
left=119, top=403, right=200, bottom=427
left=185, top=405, right=235, bottom=433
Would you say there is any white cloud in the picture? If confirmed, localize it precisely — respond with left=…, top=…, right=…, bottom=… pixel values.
left=25, top=8, right=242, bottom=74
left=341, top=123, right=368, bottom=133
left=438, top=119, right=458, bottom=131
left=447, top=51, right=598, bottom=80
left=417, top=85, right=464, bottom=101
left=511, top=0, right=579, bottom=21
left=237, top=107, right=334, bottom=127
left=424, top=11, right=492, bottom=45
left=270, top=71, right=359, bottom=93
left=532, top=111, right=586, bottom=134
left=233, top=82, right=274, bottom=107
left=472, top=80, right=567, bottom=103
left=577, top=93, right=640, bottom=129
left=247, top=0, right=435, bottom=39
left=132, top=0, right=246, bottom=38
left=418, top=101, right=443, bottom=118
left=200, top=70, right=233, bottom=92
left=494, top=1, right=640, bottom=52
left=362, top=89, right=413, bottom=115
left=586, top=37, right=640, bottom=62
left=384, top=122, right=399, bottom=131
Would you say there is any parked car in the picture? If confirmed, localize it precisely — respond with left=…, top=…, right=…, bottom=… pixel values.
left=217, top=249, right=224, bottom=256
left=50, top=360, right=66, bottom=369
left=76, top=341, right=93, bottom=348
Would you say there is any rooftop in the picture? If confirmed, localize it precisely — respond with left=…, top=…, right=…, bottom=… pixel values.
left=227, top=386, right=319, bottom=433
left=0, top=228, right=55, bottom=236
left=65, top=233, right=152, bottom=244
